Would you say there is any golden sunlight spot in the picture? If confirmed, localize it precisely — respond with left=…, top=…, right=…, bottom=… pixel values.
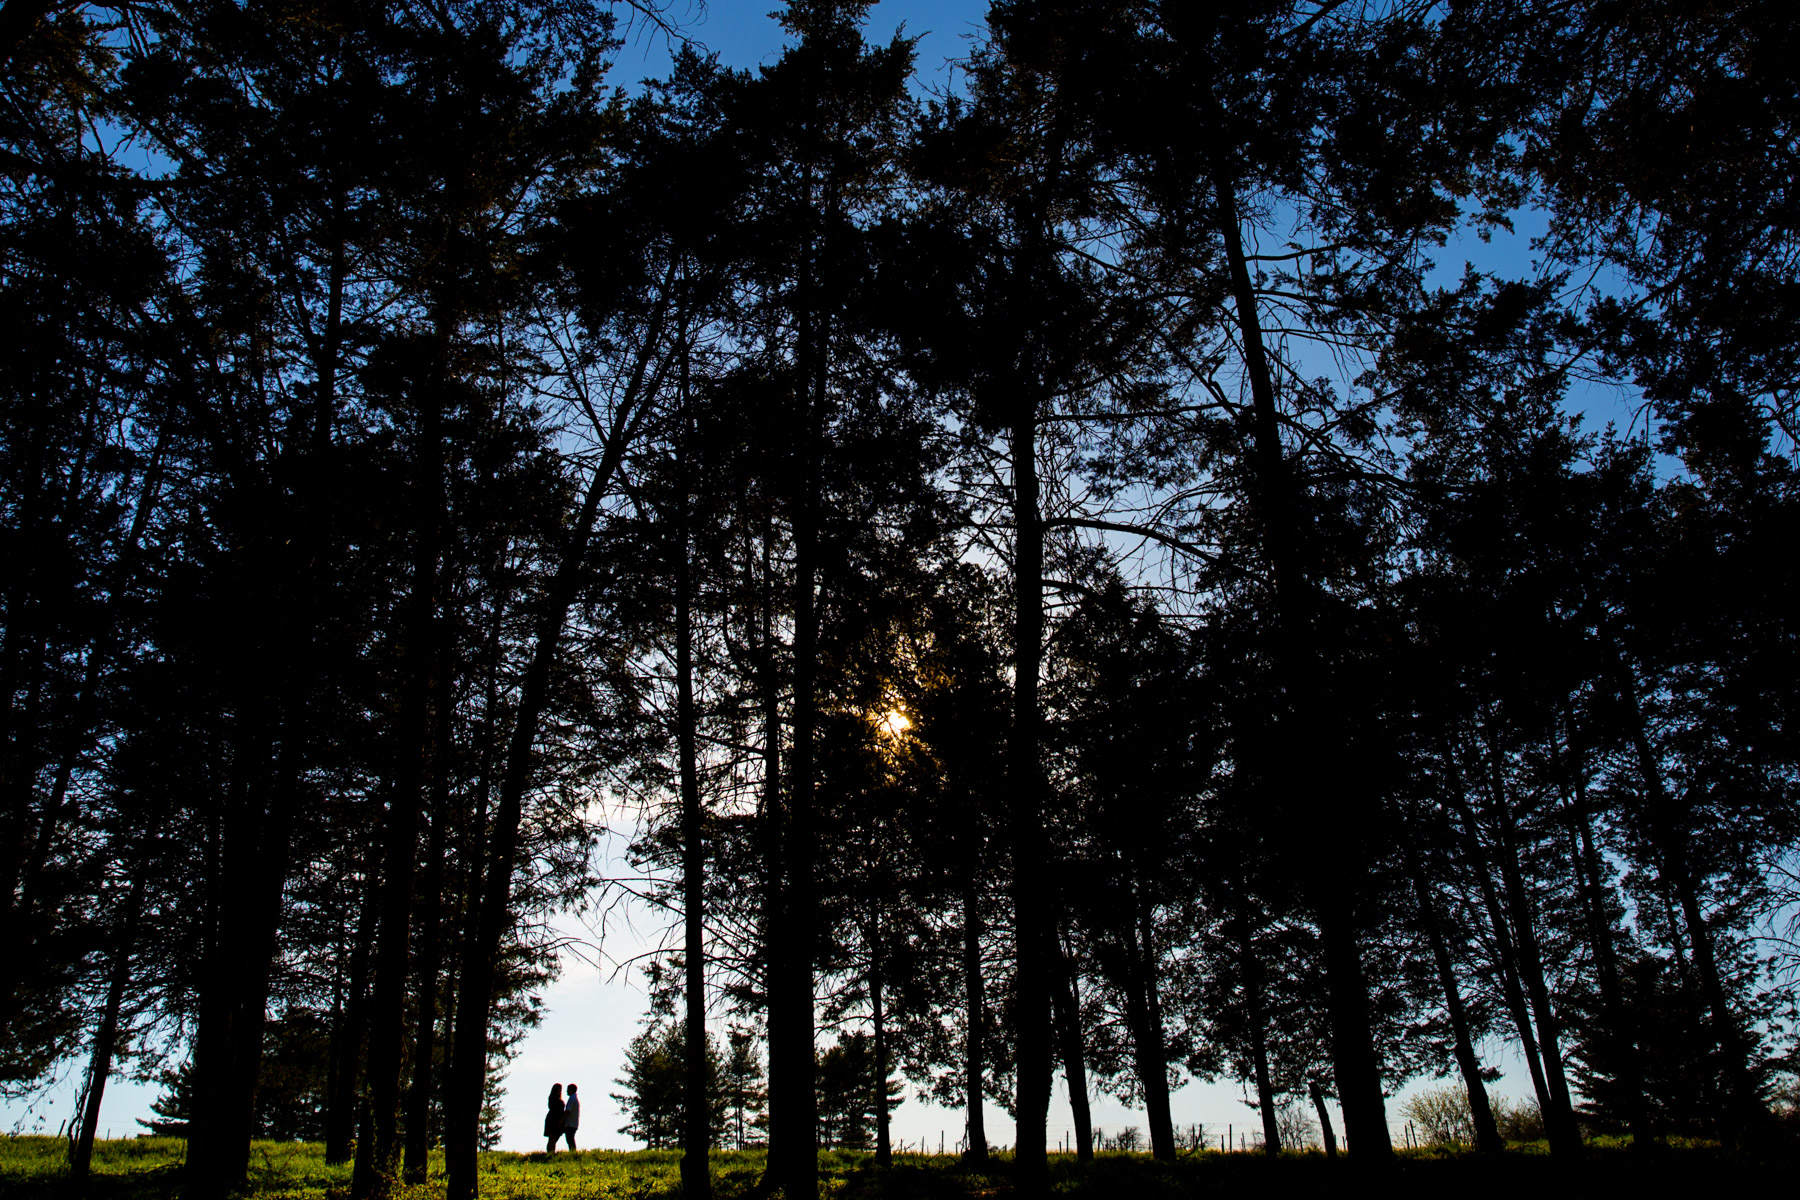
left=877, top=709, right=911, bottom=738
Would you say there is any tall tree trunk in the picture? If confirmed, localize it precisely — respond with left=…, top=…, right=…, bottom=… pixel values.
left=403, top=700, right=453, bottom=1185
left=676, top=380, right=714, bottom=1198
left=225, top=770, right=300, bottom=1189
left=1472, top=726, right=1580, bottom=1155
left=1049, top=932, right=1092, bottom=1162
left=1402, top=835, right=1500, bottom=1154
left=763, top=186, right=825, bottom=1200
left=328, top=857, right=382, bottom=1163
left=1008, top=404, right=1052, bottom=1191
left=189, top=698, right=304, bottom=1200
left=357, top=369, right=446, bottom=1200
left=961, top=878, right=990, bottom=1163
left=187, top=219, right=344, bottom=1198
left=1213, top=168, right=1390, bottom=1164
left=402, top=586, right=460, bottom=1176
left=69, top=876, right=143, bottom=1182
left=443, top=293, right=669, bottom=1200
left=403, top=788, right=448, bottom=1180
left=1130, top=902, right=1176, bottom=1161
left=750, top=519, right=785, bottom=1194
left=443, top=465, right=607, bottom=1200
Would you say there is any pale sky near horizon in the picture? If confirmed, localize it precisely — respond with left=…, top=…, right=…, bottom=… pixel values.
left=5, top=0, right=1577, bottom=1151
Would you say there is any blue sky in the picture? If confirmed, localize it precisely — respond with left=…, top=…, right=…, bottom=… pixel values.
left=617, top=0, right=989, bottom=84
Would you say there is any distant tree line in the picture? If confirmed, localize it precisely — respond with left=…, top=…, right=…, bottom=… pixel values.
left=2, top=3, right=1797, bottom=1199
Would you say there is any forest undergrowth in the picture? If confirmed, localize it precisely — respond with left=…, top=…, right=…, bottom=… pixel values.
left=2, top=1136, right=1793, bottom=1200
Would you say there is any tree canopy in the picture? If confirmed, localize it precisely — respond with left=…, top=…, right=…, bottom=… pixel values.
left=3, top=2, right=1797, bottom=1196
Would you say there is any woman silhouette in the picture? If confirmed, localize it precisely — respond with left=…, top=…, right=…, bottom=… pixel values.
left=543, top=1083, right=565, bottom=1153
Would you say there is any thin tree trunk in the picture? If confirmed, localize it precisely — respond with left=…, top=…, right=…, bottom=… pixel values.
left=1049, top=932, right=1092, bottom=1162
left=872, top=932, right=891, bottom=1168
left=1237, top=911, right=1281, bottom=1156
left=1402, top=835, right=1500, bottom=1154
left=187, top=771, right=243, bottom=1197
left=69, top=877, right=143, bottom=1182
left=403, top=704, right=453, bottom=1184
left=749, top=519, right=784, bottom=1197
left=1493, top=805, right=1581, bottom=1155
left=1453, top=794, right=1555, bottom=1124
left=1132, top=902, right=1176, bottom=1161
left=1472, top=726, right=1580, bottom=1155
left=401, top=565, right=461, bottom=1175
left=1309, top=1081, right=1338, bottom=1158
left=676, top=369, right=714, bottom=1198
left=401, top=813, right=448, bottom=1183
left=327, top=857, right=382, bottom=1163
left=427, top=560, right=503, bottom=1174
left=226, top=762, right=301, bottom=1188
left=1009, top=403, right=1052, bottom=1190
left=961, top=878, right=990, bottom=1163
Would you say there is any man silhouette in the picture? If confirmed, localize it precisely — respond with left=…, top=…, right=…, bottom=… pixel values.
left=563, top=1083, right=580, bottom=1151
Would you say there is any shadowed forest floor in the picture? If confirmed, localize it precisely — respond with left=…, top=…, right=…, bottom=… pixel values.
left=3, top=1136, right=1794, bottom=1199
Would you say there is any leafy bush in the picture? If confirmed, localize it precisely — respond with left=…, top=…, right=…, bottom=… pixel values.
left=1401, top=1086, right=1475, bottom=1145
left=1493, top=1095, right=1545, bottom=1142
left=1400, top=1085, right=1544, bottom=1145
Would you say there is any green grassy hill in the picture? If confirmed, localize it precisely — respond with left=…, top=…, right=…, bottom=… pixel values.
left=3, top=1135, right=1792, bottom=1199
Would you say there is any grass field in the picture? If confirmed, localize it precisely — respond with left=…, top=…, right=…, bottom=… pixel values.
left=2, top=1135, right=1791, bottom=1198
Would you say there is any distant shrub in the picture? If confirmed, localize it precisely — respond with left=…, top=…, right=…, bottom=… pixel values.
left=1400, top=1085, right=1544, bottom=1145
left=1110, top=1126, right=1143, bottom=1152
left=1493, top=1095, right=1545, bottom=1142
left=1401, top=1086, right=1476, bottom=1145
left=1276, top=1099, right=1319, bottom=1150
left=1764, top=1072, right=1792, bottom=1137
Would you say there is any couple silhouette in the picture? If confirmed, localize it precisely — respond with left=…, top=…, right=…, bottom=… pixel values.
left=543, top=1082, right=580, bottom=1152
